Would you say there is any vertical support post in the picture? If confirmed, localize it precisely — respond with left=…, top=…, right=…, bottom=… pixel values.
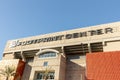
left=20, top=51, right=26, bottom=62
left=61, top=46, right=66, bottom=57
left=12, top=52, right=15, bottom=59
left=88, top=43, right=91, bottom=53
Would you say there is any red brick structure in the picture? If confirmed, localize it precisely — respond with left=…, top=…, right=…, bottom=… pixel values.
left=86, top=51, right=120, bottom=80
left=14, top=60, right=25, bottom=80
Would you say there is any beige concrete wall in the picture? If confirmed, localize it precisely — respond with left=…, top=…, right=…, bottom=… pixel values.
left=66, top=55, right=86, bottom=80
left=2, top=53, right=14, bottom=60
left=104, top=41, right=120, bottom=52
left=3, top=22, right=120, bottom=53
left=29, top=54, right=62, bottom=80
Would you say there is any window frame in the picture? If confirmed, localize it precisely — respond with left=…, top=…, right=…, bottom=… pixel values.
left=43, top=61, right=48, bottom=66
left=38, top=51, right=57, bottom=59
left=35, top=71, right=55, bottom=80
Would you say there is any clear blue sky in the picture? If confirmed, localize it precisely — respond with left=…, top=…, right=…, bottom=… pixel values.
left=0, top=0, right=120, bottom=59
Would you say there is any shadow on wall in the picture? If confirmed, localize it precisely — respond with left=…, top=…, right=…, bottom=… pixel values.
left=66, top=59, right=86, bottom=80
left=21, top=63, right=32, bottom=80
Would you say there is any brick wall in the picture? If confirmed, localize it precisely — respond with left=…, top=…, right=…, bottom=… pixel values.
left=86, top=51, right=120, bottom=80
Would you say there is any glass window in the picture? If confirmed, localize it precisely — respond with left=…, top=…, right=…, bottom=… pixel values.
left=36, top=72, right=55, bottom=80
left=26, top=57, right=34, bottom=62
left=43, top=61, right=48, bottom=66
left=39, top=52, right=56, bottom=58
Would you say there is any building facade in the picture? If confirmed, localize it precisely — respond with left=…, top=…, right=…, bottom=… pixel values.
left=1, top=21, right=120, bottom=80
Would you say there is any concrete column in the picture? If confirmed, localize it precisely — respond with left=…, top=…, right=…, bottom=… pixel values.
left=20, top=51, right=26, bottom=62
left=88, top=43, right=91, bottom=53
left=61, top=46, right=66, bottom=57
